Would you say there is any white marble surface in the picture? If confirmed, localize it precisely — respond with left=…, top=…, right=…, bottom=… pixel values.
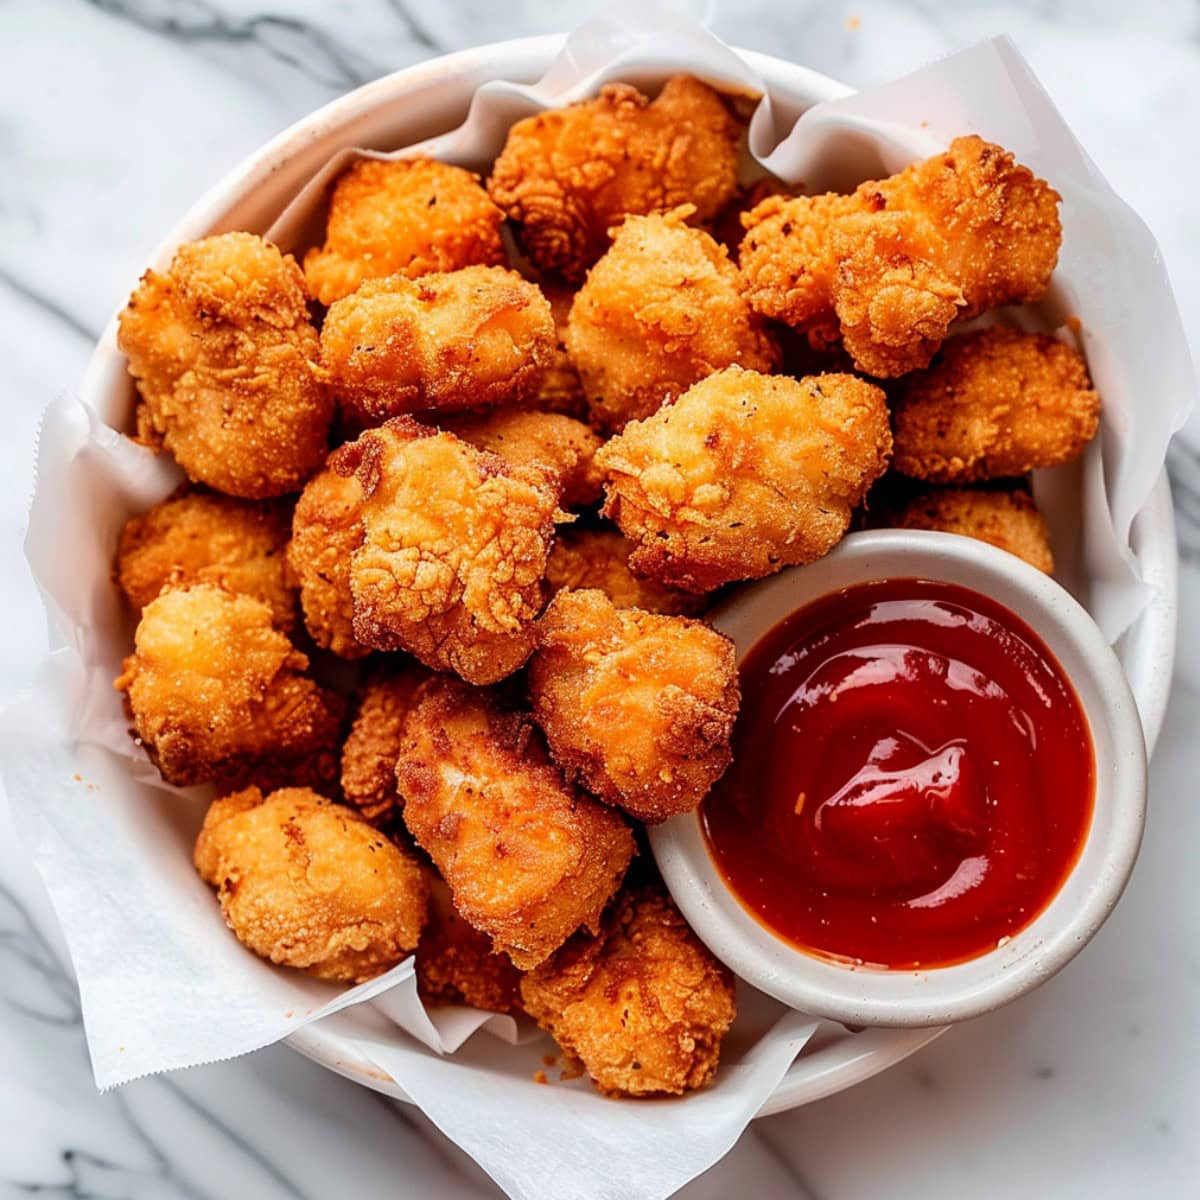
left=2, top=2, right=1199, bottom=1197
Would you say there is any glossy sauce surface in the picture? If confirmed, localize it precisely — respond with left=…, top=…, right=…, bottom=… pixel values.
left=701, top=579, right=1094, bottom=968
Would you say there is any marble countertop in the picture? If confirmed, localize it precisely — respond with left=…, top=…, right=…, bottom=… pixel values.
left=2, top=2, right=1199, bottom=1197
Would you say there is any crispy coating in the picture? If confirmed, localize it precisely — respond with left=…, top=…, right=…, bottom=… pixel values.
left=333, top=418, right=561, bottom=685
left=891, top=327, right=1100, bottom=481
left=396, top=676, right=634, bottom=969
left=488, top=76, right=742, bottom=282
left=118, top=233, right=333, bottom=498
left=303, top=158, right=505, bottom=305
left=886, top=486, right=1055, bottom=573
left=319, top=266, right=556, bottom=425
left=340, top=664, right=431, bottom=824
left=740, top=136, right=1062, bottom=376
left=116, top=488, right=295, bottom=630
left=416, top=878, right=523, bottom=1014
left=443, top=409, right=604, bottom=509
left=597, top=367, right=892, bottom=592
left=524, top=282, right=587, bottom=418
left=529, top=590, right=739, bottom=822
left=114, top=585, right=344, bottom=790
left=545, top=528, right=704, bottom=616
left=520, top=884, right=736, bottom=1097
left=194, top=786, right=428, bottom=982
left=287, top=463, right=371, bottom=658
left=566, top=210, right=779, bottom=432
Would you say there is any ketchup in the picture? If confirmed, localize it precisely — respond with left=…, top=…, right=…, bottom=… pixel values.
left=701, top=579, right=1094, bottom=969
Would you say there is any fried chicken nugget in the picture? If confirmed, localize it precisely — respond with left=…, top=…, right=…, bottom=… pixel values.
left=416, top=877, right=523, bottom=1014
left=886, top=486, right=1055, bottom=573
left=340, top=664, right=431, bottom=824
left=596, top=366, right=892, bottom=592
left=332, top=418, right=561, bottom=685
left=520, top=884, right=736, bottom=1097
left=443, top=409, right=604, bottom=508
left=545, top=528, right=704, bottom=616
left=194, top=785, right=428, bottom=982
left=740, top=136, right=1062, bottom=376
left=303, top=158, right=505, bottom=306
left=118, top=232, right=333, bottom=498
left=892, top=327, right=1100, bottom=481
left=116, top=488, right=295, bottom=630
left=488, top=76, right=742, bottom=282
left=114, top=585, right=344, bottom=789
left=524, top=281, right=587, bottom=418
left=319, top=266, right=556, bottom=425
left=397, top=676, right=634, bottom=969
left=566, top=210, right=780, bottom=432
left=287, top=463, right=370, bottom=659
left=529, top=589, right=739, bottom=822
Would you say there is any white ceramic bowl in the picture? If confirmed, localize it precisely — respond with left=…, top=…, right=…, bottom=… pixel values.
left=78, top=34, right=1179, bottom=1115
left=649, top=530, right=1148, bottom=1027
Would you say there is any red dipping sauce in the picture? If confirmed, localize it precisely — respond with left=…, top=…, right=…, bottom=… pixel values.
left=702, top=579, right=1095, bottom=969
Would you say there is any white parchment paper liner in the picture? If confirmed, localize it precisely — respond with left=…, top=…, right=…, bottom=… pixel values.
left=1, top=4, right=1194, bottom=1199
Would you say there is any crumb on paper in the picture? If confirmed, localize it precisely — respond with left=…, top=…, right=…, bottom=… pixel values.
left=1066, top=315, right=1083, bottom=334
left=560, top=1062, right=585, bottom=1082
left=284, top=1010, right=294, bottom=1019
left=72, top=773, right=82, bottom=782
left=533, top=1069, right=549, bottom=1085
left=846, top=15, right=861, bottom=30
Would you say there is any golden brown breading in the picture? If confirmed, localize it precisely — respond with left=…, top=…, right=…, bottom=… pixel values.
left=443, top=409, right=604, bottom=509
left=596, top=367, right=892, bottom=592
left=885, top=486, right=1055, bottom=573
left=488, top=76, right=742, bottom=282
left=545, top=528, right=704, bottom=616
left=416, top=878, right=523, bottom=1014
left=332, top=418, right=561, bottom=685
left=565, top=210, right=780, bottom=432
left=114, top=585, right=344, bottom=790
left=891, top=327, right=1100, bottom=481
left=520, top=884, right=736, bottom=1097
left=115, top=488, right=295, bottom=630
left=118, top=232, right=333, bottom=498
left=303, top=158, right=506, bottom=306
left=194, top=786, right=428, bottom=982
left=287, top=463, right=370, bottom=658
left=319, top=266, right=556, bottom=425
left=396, top=676, right=634, bottom=969
left=740, top=136, right=1062, bottom=376
left=523, top=281, right=587, bottom=418
left=529, top=590, right=739, bottom=822
left=340, top=664, right=431, bottom=824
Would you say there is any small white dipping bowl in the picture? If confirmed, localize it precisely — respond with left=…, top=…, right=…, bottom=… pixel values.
left=649, top=529, right=1148, bottom=1028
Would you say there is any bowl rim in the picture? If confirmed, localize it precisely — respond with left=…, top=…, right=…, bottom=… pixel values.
left=75, top=32, right=1180, bottom=1116
left=648, top=529, right=1149, bottom=1027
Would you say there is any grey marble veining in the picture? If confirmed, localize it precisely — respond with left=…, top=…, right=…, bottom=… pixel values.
left=1, top=2, right=1199, bottom=1198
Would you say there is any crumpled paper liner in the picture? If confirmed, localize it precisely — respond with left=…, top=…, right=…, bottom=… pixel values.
left=2, top=4, right=1193, bottom=1199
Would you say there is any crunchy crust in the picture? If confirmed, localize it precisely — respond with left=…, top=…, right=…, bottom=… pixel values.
left=520, top=884, right=736, bottom=1097
left=114, top=584, right=344, bottom=790
left=117, top=232, right=333, bottom=498
left=443, top=409, right=604, bottom=509
left=194, top=786, right=428, bottom=982
left=319, top=266, right=556, bottom=425
left=739, top=136, right=1062, bottom=376
left=885, top=486, right=1055, bottom=574
left=332, top=418, right=562, bottom=684
left=416, top=877, right=523, bottom=1014
left=545, top=528, right=705, bottom=616
left=891, top=327, right=1100, bottom=481
left=287, top=463, right=370, bottom=658
left=115, top=487, right=295, bottom=630
left=565, top=209, right=779, bottom=432
left=303, top=157, right=506, bottom=305
left=529, top=590, right=739, bottom=822
left=596, top=366, right=892, bottom=592
left=396, top=676, right=634, bottom=969
left=488, top=76, right=742, bottom=282
left=340, top=664, right=431, bottom=824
